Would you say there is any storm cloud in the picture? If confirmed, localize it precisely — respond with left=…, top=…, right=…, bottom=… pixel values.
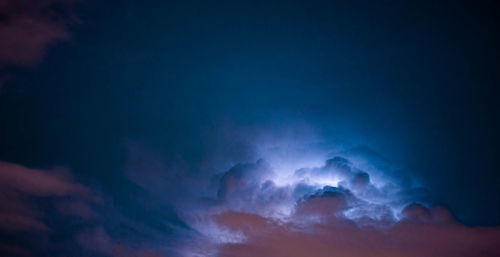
left=1, top=0, right=499, bottom=256
left=1, top=131, right=500, bottom=257
left=163, top=137, right=500, bottom=257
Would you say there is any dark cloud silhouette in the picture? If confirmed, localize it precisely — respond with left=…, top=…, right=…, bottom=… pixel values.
left=217, top=159, right=272, bottom=201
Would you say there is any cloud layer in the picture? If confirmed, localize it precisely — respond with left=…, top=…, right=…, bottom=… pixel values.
left=1, top=139, right=499, bottom=257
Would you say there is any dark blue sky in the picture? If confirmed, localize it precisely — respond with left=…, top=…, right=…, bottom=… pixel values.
left=1, top=1, right=500, bottom=256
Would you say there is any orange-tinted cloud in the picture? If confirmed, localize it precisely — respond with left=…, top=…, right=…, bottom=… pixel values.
left=215, top=210, right=500, bottom=257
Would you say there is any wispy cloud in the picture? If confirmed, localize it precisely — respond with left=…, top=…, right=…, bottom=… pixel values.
left=0, top=0, right=77, bottom=68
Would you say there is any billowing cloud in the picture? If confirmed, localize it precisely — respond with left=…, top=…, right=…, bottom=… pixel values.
left=176, top=145, right=500, bottom=257
left=1, top=134, right=499, bottom=257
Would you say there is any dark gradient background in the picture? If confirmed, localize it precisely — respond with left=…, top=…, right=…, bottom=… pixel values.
left=1, top=0, right=499, bottom=256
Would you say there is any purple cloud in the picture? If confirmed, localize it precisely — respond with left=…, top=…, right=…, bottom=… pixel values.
left=0, top=0, right=77, bottom=68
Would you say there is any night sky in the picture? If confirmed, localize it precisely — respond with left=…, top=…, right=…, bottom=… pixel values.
left=1, top=0, right=500, bottom=256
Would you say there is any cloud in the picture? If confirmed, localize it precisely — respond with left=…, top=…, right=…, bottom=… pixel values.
left=175, top=145, right=500, bottom=257
left=0, top=161, right=170, bottom=257
left=1, top=135, right=498, bottom=257
left=294, top=186, right=350, bottom=219
left=0, top=161, right=89, bottom=196
left=77, top=227, right=113, bottom=255
left=217, top=159, right=272, bottom=201
left=206, top=154, right=414, bottom=223
left=77, top=227, right=168, bottom=257
left=214, top=210, right=500, bottom=257
left=0, top=0, right=77, bottom=68
left=0, top=161, right=91, bottom=231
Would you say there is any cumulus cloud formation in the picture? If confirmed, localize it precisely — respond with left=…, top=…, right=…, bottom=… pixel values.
left=1, top=134, right=499, bottom=257
left=177, top=143, right=500, bottom=257
left=0, top=0, right=77, bottom=68
left=203, top=153, right=416, bottom=223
